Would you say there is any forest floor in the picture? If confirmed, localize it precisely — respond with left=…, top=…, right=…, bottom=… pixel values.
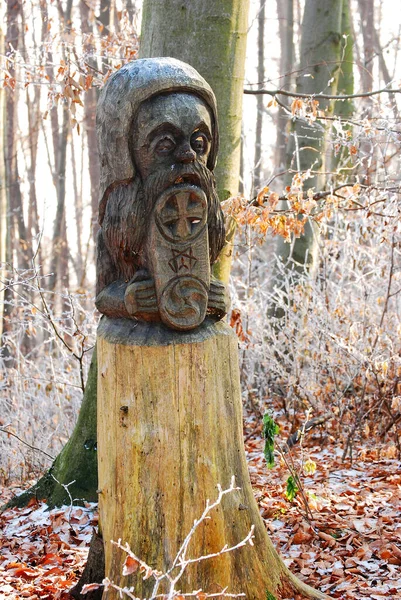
left=245, top=412, right=401, bottom=600
left=0, top=410, right=400, bottom=600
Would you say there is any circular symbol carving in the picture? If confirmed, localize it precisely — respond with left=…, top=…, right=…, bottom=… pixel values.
left=155, top=185, right=207, bottom=243
left=159, top=276, right=208, bottom=330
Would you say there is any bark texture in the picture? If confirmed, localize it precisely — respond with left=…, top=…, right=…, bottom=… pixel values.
left=274, top=0, right=344, bottom=278
left=0, top=3, right=6, bottom=339
left=97, top=318, right=328, bottom=600
left=80, top=0, right=101, bottom=247
left=275, top=0, right=294, bottom=174
left=48, top=0, right=73, bottom=294
left=5, top=0, right=30, bottom=272
left=357, top=0, right=374, bottom=95
left=253, top=0, right=265, bottom=192
left=331, top=0, right=354, bottom=173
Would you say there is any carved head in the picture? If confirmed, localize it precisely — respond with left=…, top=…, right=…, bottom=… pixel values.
left=96, top=58, right=226, bottom=329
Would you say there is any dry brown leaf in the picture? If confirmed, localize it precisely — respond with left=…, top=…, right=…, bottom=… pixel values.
left=122, top=555, right=140, bottom=576
left=82, top=582, right=103, bottom=593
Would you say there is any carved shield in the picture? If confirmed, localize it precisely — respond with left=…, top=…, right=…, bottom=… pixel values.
left=146, top=184, right=210, bottom=331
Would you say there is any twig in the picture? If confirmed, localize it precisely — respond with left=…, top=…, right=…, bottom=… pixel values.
left=278, top=444, right=315, bottom=528
left=284, top=415, right=330, bottom=452
left=50, top=474, right=76, bottom=523
left=244, top=86, right=401, bottom=100
left=104, top=479, right=254, bottom=600
left=0, top=426, right=55, bottom=461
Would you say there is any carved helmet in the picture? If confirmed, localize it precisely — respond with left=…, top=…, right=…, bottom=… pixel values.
left=96, top=57, right=219, bottom=225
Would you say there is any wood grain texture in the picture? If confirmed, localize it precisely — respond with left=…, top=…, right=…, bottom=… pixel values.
left=97, top=320, right=327, bottom=599
left=95, top=60, right=228, bottom=328
left=96, top=58, right=219, bottom=207
left=139, top=2, right=250, bottom=284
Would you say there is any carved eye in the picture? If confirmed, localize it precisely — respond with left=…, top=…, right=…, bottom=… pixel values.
left=191, top=133, right=208, bottom=155
left=155, top=136, right=175, bottom=155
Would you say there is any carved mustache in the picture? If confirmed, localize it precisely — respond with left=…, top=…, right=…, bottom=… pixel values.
left=141, top=162, right=224, bottom=266
left=142, top=161, right=215, bottom=210
left=101, top=159, right=224, bottom=277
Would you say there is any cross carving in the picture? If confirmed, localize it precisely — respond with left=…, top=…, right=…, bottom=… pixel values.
left=161, top=191, right=204, bottom=240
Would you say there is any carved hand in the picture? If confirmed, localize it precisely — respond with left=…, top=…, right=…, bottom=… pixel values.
left=124, top=270, right=159, bottom=321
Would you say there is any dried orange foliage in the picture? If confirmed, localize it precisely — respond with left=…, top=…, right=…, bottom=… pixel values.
left=122, top=555, right=140, bottom=576
left=222, top=187, right=307, bottom=243
left=290, top=97, right=321, bottom=122
left=229, top=308, right=250, bottom=344
left=222, top=171, right=364, bottom=243
left=222, top=165, right=369, bottom=243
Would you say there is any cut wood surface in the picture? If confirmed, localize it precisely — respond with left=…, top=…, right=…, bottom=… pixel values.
left=97, top=317, right=328, bottom=599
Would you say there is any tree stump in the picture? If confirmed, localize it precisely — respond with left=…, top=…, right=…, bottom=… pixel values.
left=97, top=317, right=323, bottom=600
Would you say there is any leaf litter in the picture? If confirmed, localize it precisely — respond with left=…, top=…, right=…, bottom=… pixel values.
left=0, top=418, right=400, bottom=599
left=0, top=497, right=97, bottom=599
left=245, top=412, right=401, bottom=599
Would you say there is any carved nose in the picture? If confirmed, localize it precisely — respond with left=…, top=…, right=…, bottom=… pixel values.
left=176, top=143, right=196, bottom=164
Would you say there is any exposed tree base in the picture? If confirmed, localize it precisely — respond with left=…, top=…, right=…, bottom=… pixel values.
left=70, top=530, right=105, bottom=600
left=2, top=348, right=98, bottom=512
left=96, top=316, right=329, bottom=600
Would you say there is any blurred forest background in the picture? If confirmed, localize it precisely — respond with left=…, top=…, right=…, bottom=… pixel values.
left=0, top=0, right=400, bottom=488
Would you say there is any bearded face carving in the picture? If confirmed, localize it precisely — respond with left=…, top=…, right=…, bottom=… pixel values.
left=95, top=59, right=229, bottom=331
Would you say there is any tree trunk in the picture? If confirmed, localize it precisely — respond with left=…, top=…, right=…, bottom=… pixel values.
left=5, top=0, right=30, bottom=272
left=139, top=0, right=249, bottom=284
left=273, top=0, right=344, bottom=279
left=357, top=0, right=374, bottom=95
left=80, top=0, right=101, bottom=248
left=85, top=87, right=101, bottom=246
left=20, top=0, right=42, bottom=267
left=2, top=0, right=32, bottom=361
left=275, top=0, right=294, bottom=175
left=71, top=134, right=83, bottom=284
left=48, top=104, right=70, bottom=293
left=0, top=3, right=7, bottom=340
left=48, top=0, right=73, bottom=294
left=97, top=318, right=327, bottom=600
left=355, top=0, right=375, bottom=187
left=253, top=0, right=265, bottom=193
left=331, top=0, right=354, bottom=175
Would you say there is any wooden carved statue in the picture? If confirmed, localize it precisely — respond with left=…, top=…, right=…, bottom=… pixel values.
left=96, top=57, right=229, bottom=331
left=95, top=57, right=326, bottom=600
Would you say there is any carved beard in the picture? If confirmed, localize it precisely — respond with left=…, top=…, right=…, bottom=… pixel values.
left=101, top=162, right=225, bottom=282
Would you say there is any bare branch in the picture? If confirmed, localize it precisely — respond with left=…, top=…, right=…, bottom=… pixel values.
left=244, top=86, right=401, bottom=101
left=0, top=427, right=55, bottom=461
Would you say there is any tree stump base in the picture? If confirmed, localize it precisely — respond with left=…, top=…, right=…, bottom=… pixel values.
left=97, top=317, right=326, bottom=600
